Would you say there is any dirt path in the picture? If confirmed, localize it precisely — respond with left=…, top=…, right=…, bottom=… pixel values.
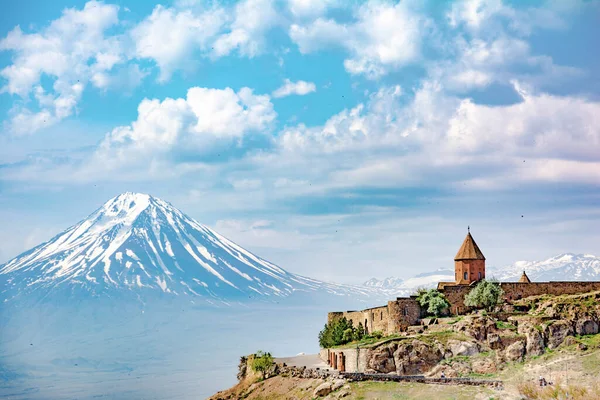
left=275, top=354, right=332, bottom=370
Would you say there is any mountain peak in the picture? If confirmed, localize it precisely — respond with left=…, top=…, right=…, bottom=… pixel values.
left=100, top=192, right=153, bottom=220
left=1, top=193, right=373, bottom=303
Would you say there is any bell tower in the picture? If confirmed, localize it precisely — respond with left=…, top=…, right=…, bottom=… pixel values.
left=454, top=227, right=486, bottom=285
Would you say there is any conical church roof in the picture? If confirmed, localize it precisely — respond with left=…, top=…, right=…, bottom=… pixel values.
left=519, top=271, right=531, bottom=283
left=454, top=231, right=486, bottom=261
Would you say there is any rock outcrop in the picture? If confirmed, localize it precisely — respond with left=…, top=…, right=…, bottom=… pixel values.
left=543, top=320, right=573, bottom=349
left=504, top=341, right=525, bottom=362
left=447, top=339, right=480, bottom=357
left=393, top=340, right=443, bottom=375
left=517, top=322, right=545, bottom=356
left=452, top=316, right=497, bottom=341
left=575, top=319, right=599, bottom=335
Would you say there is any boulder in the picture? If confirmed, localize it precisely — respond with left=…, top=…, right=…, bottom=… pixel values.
left=452, top=316, right=497, bottom=341
left=544, top=321, right=573, bottom=349
left=393, top=339, right=443, bottom=375
left=575, top=319, right=599, bottom=336
left=504, top=341, right=526, bottom=362
left=518, top=323, right=545, bottom=356
left=331, top=379, right=345, bottom=392
left=314, top=382, right=333, bottom=397
left=367, top=344, right=396, bottom=373
left=472, top=358, right=497, bottom=374
left=448, top=339, right=480, bottom=357
left=487, top=333, right=504, bottom=350
left=563, top=336, right=577, bottom=347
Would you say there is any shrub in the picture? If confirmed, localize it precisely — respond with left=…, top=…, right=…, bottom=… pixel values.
left=370, top=330, right=384, bottom=339
left=416, top=289, right=450, bottom=317
left=318, top=317, right=368, bottom=348
left=251, top=350, right=274, bottom=379
left=464, top=279, right=504, bottom=311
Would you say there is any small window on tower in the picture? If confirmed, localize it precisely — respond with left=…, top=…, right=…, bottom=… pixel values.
left=464, top=272, right=468, bottom=280
left=478, top=272, right=482, bottom=279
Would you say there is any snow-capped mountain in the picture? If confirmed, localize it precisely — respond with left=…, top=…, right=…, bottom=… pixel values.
left=488, top=253, right=600, bottom=282
left=364, top=254, right=600, bottom=294
left=0, top=192, right=374, bottom=303
left=363, top=269, right=455, bottom=296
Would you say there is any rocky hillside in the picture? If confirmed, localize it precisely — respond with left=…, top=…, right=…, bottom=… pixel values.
left=211, top=291, right=600, bottom=399
left=360, top=291, right=600, bottom=378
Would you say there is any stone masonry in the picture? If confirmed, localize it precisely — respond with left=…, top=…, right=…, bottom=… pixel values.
left=328, top=230, right=600, bottom=335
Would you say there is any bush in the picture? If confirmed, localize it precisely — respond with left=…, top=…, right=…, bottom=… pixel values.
left=416, top=289, right=450, bottom=317
left=370, top=330, right=384, bottom=339
left=464, top=279, right=504, bottom=311
left=318, top=317, right=367, bottom=348
left=251, top=350, right=274, bottom=379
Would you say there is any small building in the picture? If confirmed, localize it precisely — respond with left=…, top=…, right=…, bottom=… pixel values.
left=519, top=271, right=531, bottom=283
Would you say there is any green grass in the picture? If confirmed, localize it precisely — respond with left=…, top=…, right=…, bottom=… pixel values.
left=347, top=381, right=496, bottom=400
left=495, top=321, right=517, bottom=331
left=446, top=316, right=464, bottom=325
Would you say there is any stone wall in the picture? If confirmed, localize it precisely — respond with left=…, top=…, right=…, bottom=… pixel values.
left=387, top=298, right=421, bottom=333
left=441, top=281, right=600, bottom=314
left=329, top=282, right=600, bottom=336
left=325, top=348, right=368, bottom=373
left=328, top=305, right=389, bottom=334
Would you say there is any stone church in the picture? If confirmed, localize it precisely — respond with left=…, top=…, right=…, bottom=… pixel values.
left=328, top=230, right=600, bottom=335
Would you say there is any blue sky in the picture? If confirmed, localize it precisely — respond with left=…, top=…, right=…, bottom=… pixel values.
left=1, top=0, right=599, bottom=284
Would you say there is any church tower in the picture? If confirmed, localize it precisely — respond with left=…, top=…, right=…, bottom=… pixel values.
left=454, top=228, right=486, bottom=285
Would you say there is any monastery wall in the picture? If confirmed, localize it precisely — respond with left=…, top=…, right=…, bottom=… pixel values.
left=387, top=298, right=420, bottom=334
left=441, top=281, right=600, bottom=313
left=327, top=305, right=389, bottom=334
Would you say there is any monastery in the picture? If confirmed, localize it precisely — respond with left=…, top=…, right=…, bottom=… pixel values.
left=328, top=229, right=600, bottom=335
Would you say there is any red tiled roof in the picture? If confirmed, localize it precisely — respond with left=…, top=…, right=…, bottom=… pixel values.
left=454, top=232, right=486, bottom=261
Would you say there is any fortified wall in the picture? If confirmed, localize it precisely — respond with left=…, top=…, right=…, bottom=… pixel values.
left=327, top=229, right=600, bottom=335
left=441, top=281, right=600, bottom=314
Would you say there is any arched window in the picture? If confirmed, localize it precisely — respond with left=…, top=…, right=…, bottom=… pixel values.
left=403, top=306, right=409, bottom=316
left=464, top=272, right=468, bottom=280
left=478, top=272, right=482, bottom=279
left=380, top=311, right=383, bottom=321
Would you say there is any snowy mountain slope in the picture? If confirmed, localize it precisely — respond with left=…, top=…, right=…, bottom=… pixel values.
left=0, top=192, right=375, bottom=303
left=363, top=269, right=455, bottom=296
left=364, top=254, right=600, bottom=294
left=488, top=253, right=600, bottom=282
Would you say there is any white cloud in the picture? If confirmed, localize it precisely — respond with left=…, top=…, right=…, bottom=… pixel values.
left=438, top=0, right=586, bottom=92
left=131, top=5, right=226, bottom=81
left=212, top=0, right=279, bottom=58
left=96, top=86, right=276, bottom=169
left=287, top=0, right=338, bottom=18
left=289, top=1, right=427, bottom=79
left=272, top=79, right=316, bottom=98
left=269, top=80, right=600, bottom=189
left=0, top=1, right=125, bottom=134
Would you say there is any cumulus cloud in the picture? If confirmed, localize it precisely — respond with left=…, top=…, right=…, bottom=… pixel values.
left=131, top=5, right=226, bottom=81
left=270, top=80, right=600, bottom=189
left=437, top=0, right=585, bottom=92
left=96, top=86, right=276, bottom=168
left=272, top=79, right=316, bottom=98
left=289, top=1, right=428, bottom=79
left=287, top=0, right=339, bottom=18
left=0, top=1, right=128, bottom=134
left=212, top=0, right=280, bottom=58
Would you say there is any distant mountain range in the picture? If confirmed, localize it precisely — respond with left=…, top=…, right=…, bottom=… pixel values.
left=362, top=253, right=600, bottom=295
left=2, top=193, right=598, bottom=305
left=0, top=192, right=376, bottom=304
